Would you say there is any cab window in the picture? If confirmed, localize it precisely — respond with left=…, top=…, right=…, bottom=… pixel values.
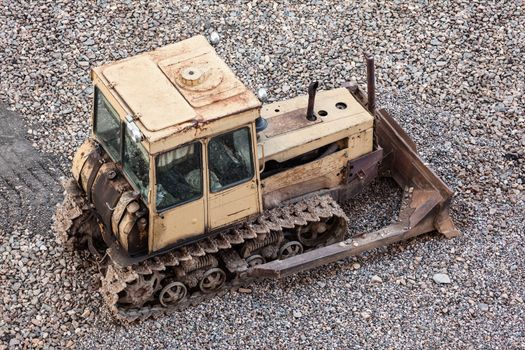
left=208, top=127, right=254, bottom=192
left=123, top=127, right=150, bottom=200
left=94, top=88, right=121, bottom=162
left=156, top=142, right=203, bottom=211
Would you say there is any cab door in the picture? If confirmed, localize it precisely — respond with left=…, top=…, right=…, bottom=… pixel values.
left=150, top=141, right=206, bottom=252
left=206, top=126, right=261, bottom=230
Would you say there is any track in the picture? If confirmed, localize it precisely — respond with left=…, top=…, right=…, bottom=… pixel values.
left=55, top=178, right=348, bottom=322
left=0, top=105, right=64, bottom=231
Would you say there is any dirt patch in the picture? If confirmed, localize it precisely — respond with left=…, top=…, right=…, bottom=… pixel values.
left=0, top=104, right=65, bottom=231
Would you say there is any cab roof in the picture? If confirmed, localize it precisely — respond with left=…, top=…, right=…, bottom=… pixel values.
left=92, top=35, right=261, bottom=146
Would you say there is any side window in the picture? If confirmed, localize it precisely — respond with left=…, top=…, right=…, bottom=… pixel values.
left=208, top=127, right=254, bottom=192
left=94, top=88, right=121, bottom=162
left=156, top=142, right=202, bottom=211
left=123, top=127, right=150, bottom=200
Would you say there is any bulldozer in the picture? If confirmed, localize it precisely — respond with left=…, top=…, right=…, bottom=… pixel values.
left=54, top=35, right=460, bottom=322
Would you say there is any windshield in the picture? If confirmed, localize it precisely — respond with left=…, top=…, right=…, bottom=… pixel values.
left=94, top=87, right=121, bottom=162
left=123, top=127, right=150, bottom=200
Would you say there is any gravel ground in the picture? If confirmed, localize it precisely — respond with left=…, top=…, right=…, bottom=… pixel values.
left=1, top=0, right=524, bottom=349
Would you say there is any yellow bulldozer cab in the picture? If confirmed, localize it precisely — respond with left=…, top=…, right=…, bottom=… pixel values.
left=88, top=35, right=263, bottom=252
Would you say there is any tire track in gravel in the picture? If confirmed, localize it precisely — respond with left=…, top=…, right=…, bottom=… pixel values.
left=0, top=104, right=64, bottom=231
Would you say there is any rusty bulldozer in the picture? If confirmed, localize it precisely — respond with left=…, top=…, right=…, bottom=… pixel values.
left=54, top=35, right=459, bottom=322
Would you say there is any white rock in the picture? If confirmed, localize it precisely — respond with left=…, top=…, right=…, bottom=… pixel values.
left=433, top=273, right=451, bottom=284
left=360, top=311, right=371, bottom=320
left=257, top=88, right=268, bottom=102
left=371, top=275, right=383, bottom=283
left=209, top=32, right=220, bottom=45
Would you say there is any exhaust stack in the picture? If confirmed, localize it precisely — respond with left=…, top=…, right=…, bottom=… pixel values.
left=306, top=81, right=319, bottom=121
left=365, top=54, right=376, bottom=114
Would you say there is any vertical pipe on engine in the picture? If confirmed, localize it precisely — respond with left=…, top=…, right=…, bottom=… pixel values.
left=365, top=55, right=376, bottom=114
left=306, top=81, right=319, bottom=121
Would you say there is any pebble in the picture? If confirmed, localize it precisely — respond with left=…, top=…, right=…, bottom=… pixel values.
left=371, top=275, right=383, bottom=283
left=360, top=312, right=371, bottom=320
left=479, top=303, right=489, bottom=312
left=209, top=32, right=220, bottom=45
left=433, top=273, right=452, bottom=284
left=81, top=309, right=91, bottom=318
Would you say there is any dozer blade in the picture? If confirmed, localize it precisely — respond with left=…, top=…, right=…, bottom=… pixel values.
left=249, top=106, right=460, bottom=279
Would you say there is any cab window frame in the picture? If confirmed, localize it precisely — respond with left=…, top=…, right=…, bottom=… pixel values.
left=93, top=87, right=152, bottom=204
left=122, top=126, right=151, bottom=202
left=93, top=87, right=122, bottom=162
left=207, top=126, right=255, bottom=193
left=154, top=140, right=204, bottom=213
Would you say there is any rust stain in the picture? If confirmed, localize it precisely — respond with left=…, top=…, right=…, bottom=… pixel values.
left=261, top=107, right=322, bottom=138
